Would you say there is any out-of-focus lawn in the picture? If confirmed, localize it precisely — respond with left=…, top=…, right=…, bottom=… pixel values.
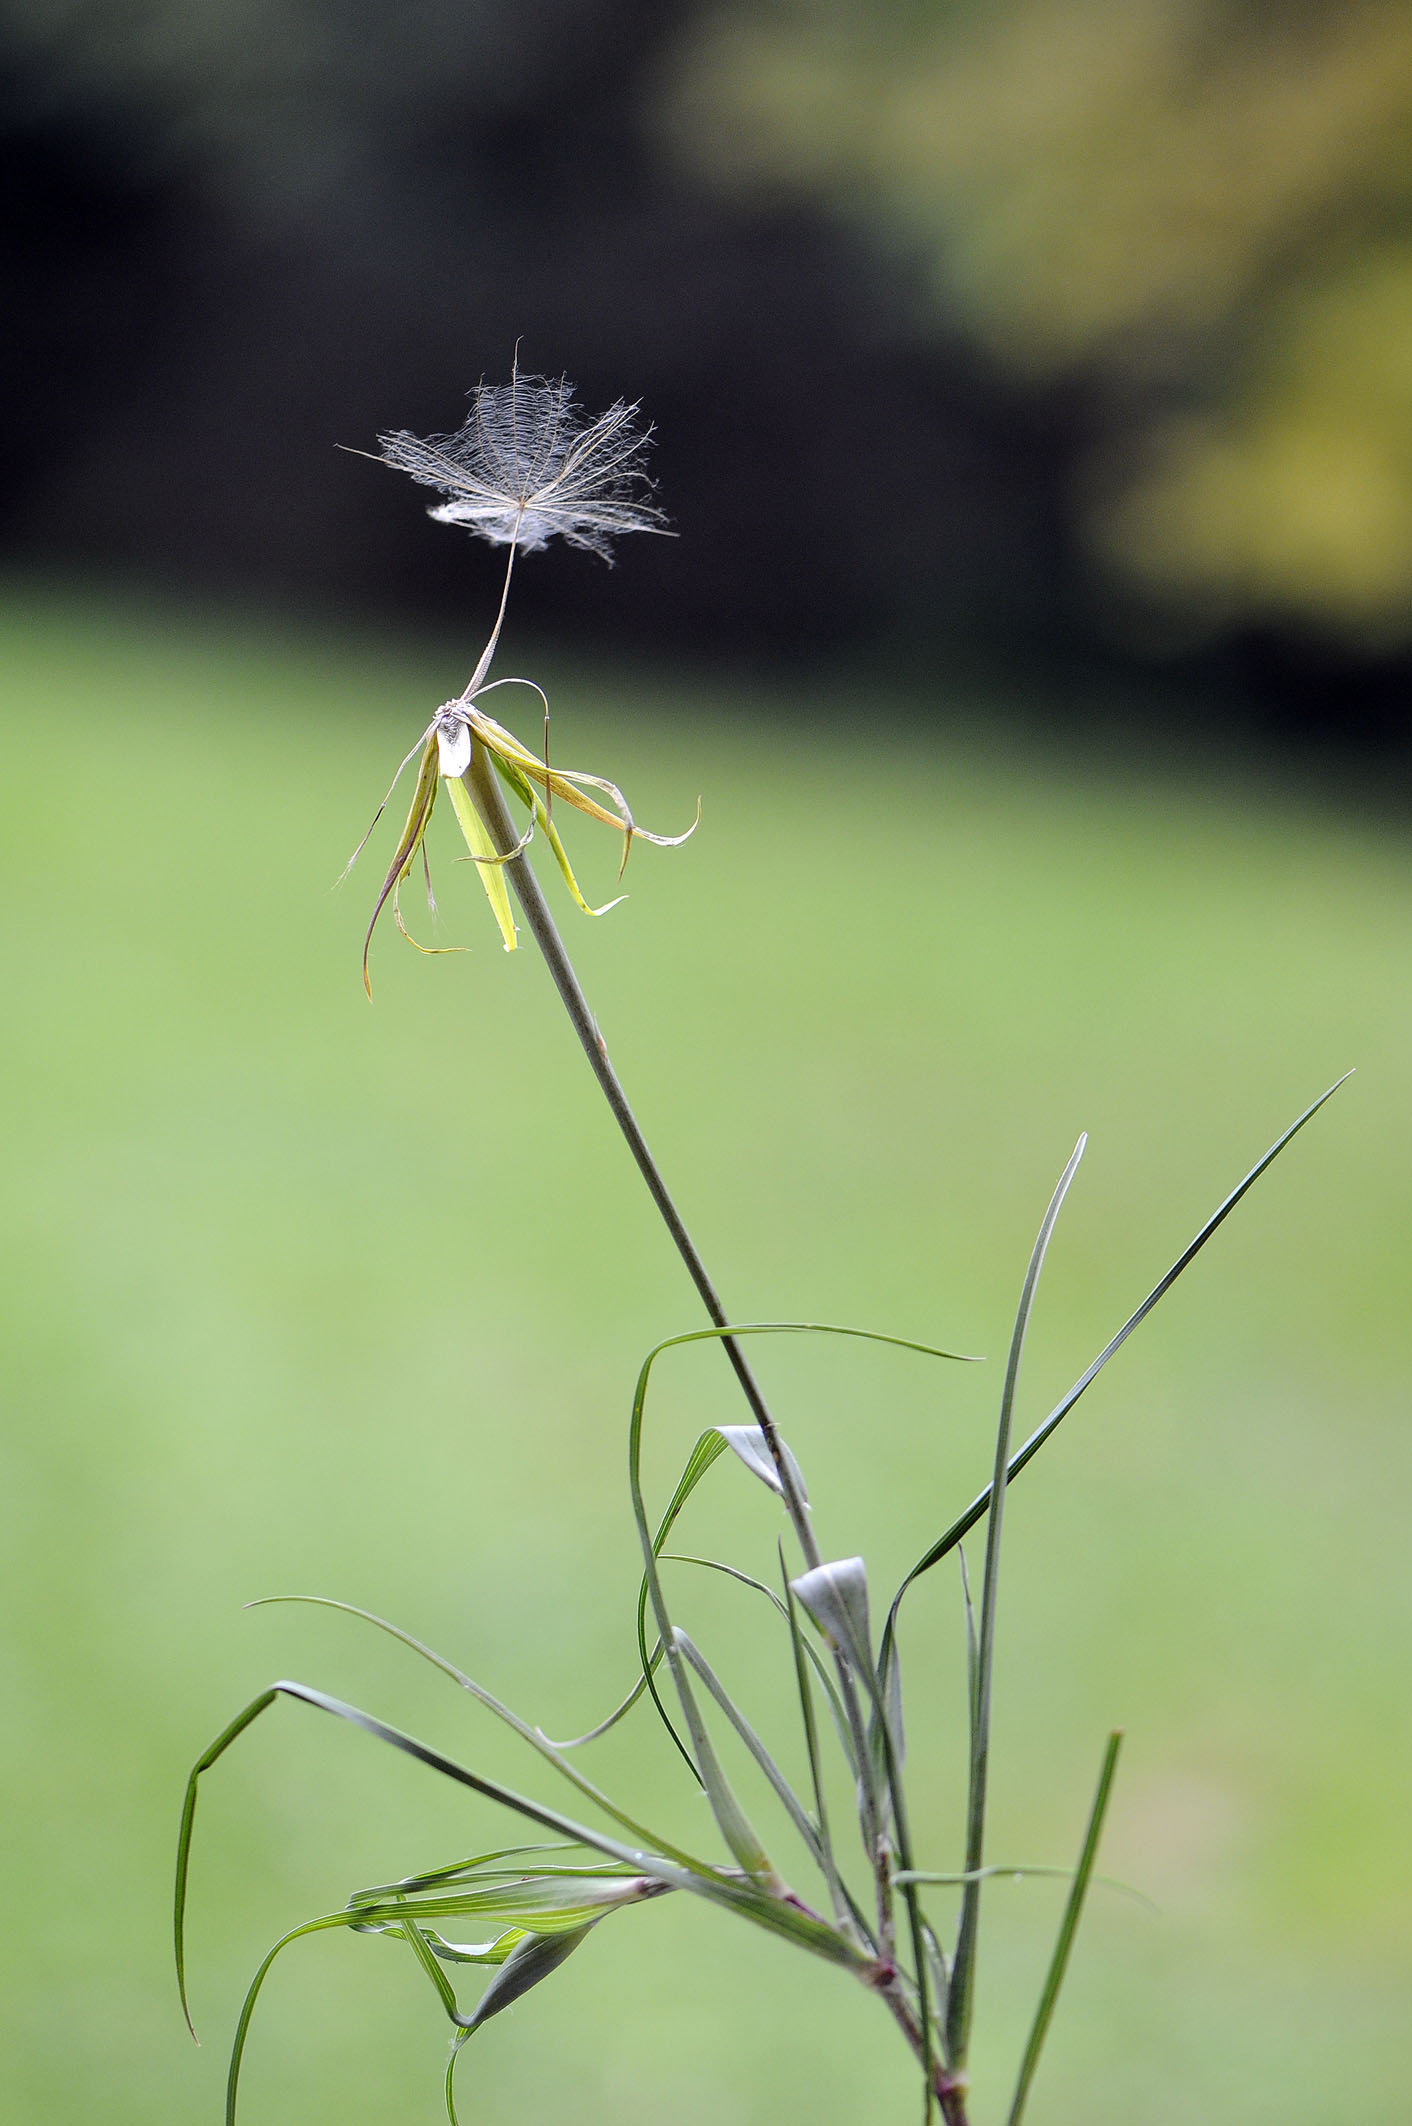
left=2, top=585, right=1408, bottom=2126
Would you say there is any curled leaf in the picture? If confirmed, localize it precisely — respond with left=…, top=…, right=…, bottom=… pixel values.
left=460, top=1923, right=597, bottom=2036
left=790, top=1558, right=875, bottom=1682
left=717, top=1424, right=809, bottom=1504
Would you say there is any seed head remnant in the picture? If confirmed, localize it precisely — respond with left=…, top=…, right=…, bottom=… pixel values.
left=375, top=369, right=670, bottom=560
left=352, top=367, right=692, bottom=990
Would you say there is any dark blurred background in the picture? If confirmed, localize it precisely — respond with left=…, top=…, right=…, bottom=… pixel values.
left=6, top=0, right=1412, bottom=749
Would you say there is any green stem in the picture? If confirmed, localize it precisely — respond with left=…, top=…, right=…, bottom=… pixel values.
left=465, top=741, right=818, bottom=1565
left=874, top=1979, right=971, bottom=2126
left=466, top=736, right=917, bottom=2097
left=459, top=540, right=519, bottom=701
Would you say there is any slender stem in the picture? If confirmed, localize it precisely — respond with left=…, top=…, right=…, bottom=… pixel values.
left=465, top=742, right=818, bottom=1563
left=459, top=541, right=520, bottom=703
left=467, top=725, right=915, bottom=2099
left=875, top=1980, right=971, bottom=2126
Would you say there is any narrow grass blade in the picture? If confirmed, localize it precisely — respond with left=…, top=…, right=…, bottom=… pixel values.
left=792, top=1559, right=937, bottom=2096
left=243, top=1683, right=693, bottom=1875
left=447, top=2038, right=467, bottom=2126
left=878, top=1628, right=905, bottom=1777
left=183, top=1689, right=867, bottom=2124
left=865, top=1632, right=907, bottom=1854
left=922, top=1916, right=951, bottom=2032
left=540, top=1666, right=661, bottom=1750
left=1007, top=1733, right=1124, bottom=2126
left=248, top=1594, right=692, bottom=1863
left=352, top=1853, right=628, bottom=1904
left=673, top=1626, right=824, bottom=1867
left=662, top=1636, right=782, bottom=1888
left=628, top=1320, right=977, bottom=1395
left=617, top=1320, right=975, bottom=1763
left=542, top=1427, right=735, bottom=1758
left=894, top=1863, right=1151, bottom=1911
left=176, top=1689, right=285, bottom=2037
left=780, top=1548, right=863, bottom=1941
left=624, top=1335, right=826, bottom=1789
left=958, top=1546, right=978, bottom=1740
left=205, top=1685, right=865, bottom=1964
left=544, top=1428, right=728, bottom=1750
left=689, top=1874, right=868, bottom=1966
left=351, top=1842, right=587, bottom=1900
left=888, top=1078, right=1349, bottom=1627
left=627, top=1430, right=734, bottom=1770
left=623, top=1393, right=780, bottom=1881
left=350, top=1874, right=666, bottom=1934
left=949, top=1137, right=1085, bottom=2071
left=399, top=1916, right=465, bottom=2021
left=665, top=1552, right=857, bottom=1774
left=174, top=1677, right=717, bottom=2033
left=225, top=1904, right=599, bottom=2126
left=778, top=1556, right=842, bottom=1904
left=225, top=1913, right=358, bottom=2123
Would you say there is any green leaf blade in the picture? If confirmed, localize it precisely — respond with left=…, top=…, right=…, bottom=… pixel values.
left=1007, top=1733, right=1124, bottom=2125
left=890, top=1078, right=1350, bottom=1616
left=949, top=1136, right=1086, bottom=2070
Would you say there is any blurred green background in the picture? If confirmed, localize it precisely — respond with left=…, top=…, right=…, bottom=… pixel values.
left=2, top=582, right=1409, bottom=2124
left=6, top=2, right=1412, bottom=2119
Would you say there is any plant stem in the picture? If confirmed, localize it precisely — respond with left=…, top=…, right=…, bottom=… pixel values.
left=459, top=542, right=519, bottom=702
left=465, top=741, right=818, bottom=1562
left=466, top=738, right=930, bottom=2103
left=875, top=1979, right=971, bottom=2126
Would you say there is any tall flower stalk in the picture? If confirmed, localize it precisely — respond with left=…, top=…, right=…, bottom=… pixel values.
left=356, top=368, right=950, bottom=2105
left=368, top=368, right=903, bottom=2069
left=360, top=369, right=809, bottom=1532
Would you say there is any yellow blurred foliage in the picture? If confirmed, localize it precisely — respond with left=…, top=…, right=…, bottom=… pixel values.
left=666, top=0, right=1412, bottom=642
left=1091, top=250, right=1412, bottom=639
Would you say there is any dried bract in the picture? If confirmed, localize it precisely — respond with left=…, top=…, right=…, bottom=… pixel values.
left=377, top=371, right=668, bottom=560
